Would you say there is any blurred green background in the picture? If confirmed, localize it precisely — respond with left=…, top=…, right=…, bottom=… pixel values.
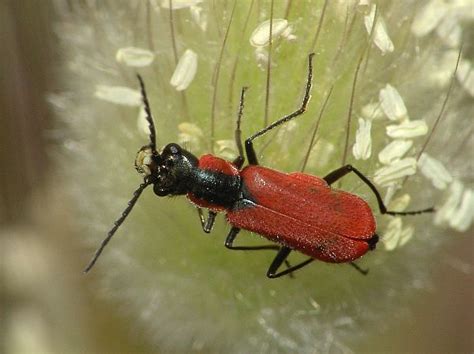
left=1, top=1, right=472, bottom=353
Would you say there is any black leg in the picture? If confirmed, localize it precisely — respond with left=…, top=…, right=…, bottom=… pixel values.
left=196, top=208, right=217, bottom=233
left=225, top=227, right=295, bottom=277
left=225, top=227, right=281, bottom=251
left=323, top=164, right=435, bottom=216
left=267, top=247, right=314, bottom=279
left=350, top=262, right=369, bottom=275
left=232, top=87, right=248, bottom=169
left=245, top=53, right=315, bottom=165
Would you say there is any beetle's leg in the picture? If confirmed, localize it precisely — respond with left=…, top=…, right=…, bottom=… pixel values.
left=196, top=208, right=217, bottom=233
left=267, top=247, right=314, bottom=279
left=225, top=227, right=294, bottom=276
left=232, top=87, right=248, bottom=169
left=225, top=227, right=281, bottom=251
left=350, top=262, right=369, bottom=275
left=245, top=53, right=315, bottom=165
left=323, top=164, right=435, bottom=216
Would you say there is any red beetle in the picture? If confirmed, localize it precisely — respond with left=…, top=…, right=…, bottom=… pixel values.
left=84, top=53, right=433, bottom=277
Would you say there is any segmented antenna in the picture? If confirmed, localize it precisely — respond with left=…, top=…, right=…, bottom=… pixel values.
left=84, top=180, right=151, bottom=273
left=235, top=86, right=248, bottom=159
left=137, top=74, right=157, bottom=151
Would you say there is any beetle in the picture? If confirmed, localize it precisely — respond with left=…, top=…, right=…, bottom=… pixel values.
left=84, top=53, right=433, bottom=277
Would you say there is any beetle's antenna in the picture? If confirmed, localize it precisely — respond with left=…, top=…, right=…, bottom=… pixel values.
left=137, top=74, right=157, bottom=151
left=84, top=180, right=152, bottom=273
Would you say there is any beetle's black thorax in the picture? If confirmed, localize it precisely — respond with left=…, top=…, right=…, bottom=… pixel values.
left=187, top=168, right=241, bottom=208
left=151, top=143, right=241, bottom=208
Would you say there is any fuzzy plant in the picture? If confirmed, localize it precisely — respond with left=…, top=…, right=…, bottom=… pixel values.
left=51, top=0, right=473, bottom=353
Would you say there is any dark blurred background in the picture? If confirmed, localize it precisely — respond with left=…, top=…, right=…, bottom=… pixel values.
left=1, top=2, right=472, bottom=353
left=0, top=2, right=150, bottom=353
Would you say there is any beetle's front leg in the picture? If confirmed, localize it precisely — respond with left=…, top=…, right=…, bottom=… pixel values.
left=196, top=208, right=217, bottom=233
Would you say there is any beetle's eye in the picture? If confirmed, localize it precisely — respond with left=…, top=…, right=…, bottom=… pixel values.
left=167, top=143, right=180, bottom=155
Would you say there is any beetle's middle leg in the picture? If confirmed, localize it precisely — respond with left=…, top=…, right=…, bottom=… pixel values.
left=268, top=248, right=369, bottom=278
left=225, top=227, right=283, bottom=251
left=323, top=165, right=435, bottom=216
left=225, top=227, right=294, bottom=276
left=267, top=247, right=314, bottom=279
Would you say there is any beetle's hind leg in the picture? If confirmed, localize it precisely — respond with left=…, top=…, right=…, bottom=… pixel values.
left=323, top=164, right=435, bottom=215
left=350, top=262, right=369, bottom=275
left=267, top=247, right=314, bottom=279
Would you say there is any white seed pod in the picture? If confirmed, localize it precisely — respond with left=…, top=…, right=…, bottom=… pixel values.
left=352, top=118, right=372, bottom=160
left=386, top=120, right=428, bottom=138
left=170, top=49, right=198, bottom=91
left=388, top=194, right=411, bottom=212
left=215, top=140, right=239, bottom=160
left=190, top=5, right=207, bottom=31
left=379, top=84, right=408, bottom=121
left=449, top=189, right=474, bottom=232
left=373, top=157, right=417, bottom=186
left=178, top=122, right=203, bottom=151
left=383, top=217, right=402, bottom=251
left=378, top=139, right=413, bottom=165
left=116, top=47, right=155, bottom=67
left=382, top=184, right=399, bottom=206
left=250, top=19, right=291, bottom=47
left=361, top=102, right=384, bottom=120
left=94, top=85, right=141, bottom=106
left=435, top=179, right=464, bottom=226
left=411, top=0, right=448, bottom=37
left=364, top=4, right=394, bottom=54
left=383, top=217, right=415, bottom=251
left=418, top=153, right=453, bottom=190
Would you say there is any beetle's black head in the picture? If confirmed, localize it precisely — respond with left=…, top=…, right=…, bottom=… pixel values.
left=135, top=143, right=198, bottom=197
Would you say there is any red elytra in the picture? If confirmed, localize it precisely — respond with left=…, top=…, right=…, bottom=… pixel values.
left=189, top=155, right=375, bottom=264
